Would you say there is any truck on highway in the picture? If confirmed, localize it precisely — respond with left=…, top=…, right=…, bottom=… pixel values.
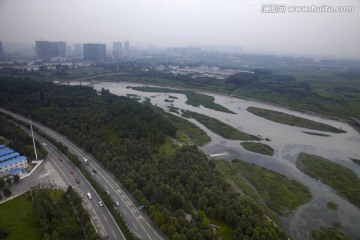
left=83, top=157, right=89, bottom=164
left=87, top=192, right=92, bottom=199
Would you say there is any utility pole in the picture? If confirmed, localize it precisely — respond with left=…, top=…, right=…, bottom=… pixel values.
left=30, top=118, right=38, bottom=160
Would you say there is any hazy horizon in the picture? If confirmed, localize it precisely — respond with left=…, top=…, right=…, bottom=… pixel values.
left=1, top=0, right=359, bottom=59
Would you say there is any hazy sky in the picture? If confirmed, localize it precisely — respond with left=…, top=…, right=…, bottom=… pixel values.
left=0, top=0, right=359, bottom=59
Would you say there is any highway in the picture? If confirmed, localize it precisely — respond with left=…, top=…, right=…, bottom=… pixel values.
left=0, top=107, right=166, bottom=240
left=13, top=121, right=125, bottom=240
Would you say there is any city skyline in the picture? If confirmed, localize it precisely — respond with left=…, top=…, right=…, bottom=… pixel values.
left=0, top=0, right=359, bottom=59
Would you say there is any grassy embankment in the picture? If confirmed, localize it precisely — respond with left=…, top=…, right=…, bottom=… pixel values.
left=311, top=227, right=350, bottom=240
left=0, top=193, right=40, bottom=240
left=247, top=107, right=345, bottom=133
left=129, top=86, right=235, bottom=114
left=231, top=160, right=312, bottom=216
left=183, top=110, right=260, bottom=140
left=297, top=153, right=360, bottom=208
left=240, top=142, right=274, bottom=156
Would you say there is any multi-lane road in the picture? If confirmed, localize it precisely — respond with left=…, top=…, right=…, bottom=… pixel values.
left=0, top=107, right=165, bottom=240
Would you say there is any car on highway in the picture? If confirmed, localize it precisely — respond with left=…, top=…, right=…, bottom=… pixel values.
left=115, top=201, right=119, bottom=206
left=69, top=170, right=74, bottom=174
left=58, top=158, right=63, bottom=161
left=98, top=201, right=103, bottom=207
left=106, top=190, right=110, bottom=195
left=92, top=169, right=97, bottom=173
left=75, top=178, right=80, bottom=184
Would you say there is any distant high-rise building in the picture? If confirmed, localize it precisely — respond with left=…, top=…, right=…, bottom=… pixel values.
left=0, top=41, right=4, bottom=59
left=74, top=43, right=83, bottom=56
left=124, top=41, right=130, bottom=52
left=36, top=41, right=67, bottom=60
left=112, top=42, right=122, bottom=58
left=83, top=43, right=106, bottom=61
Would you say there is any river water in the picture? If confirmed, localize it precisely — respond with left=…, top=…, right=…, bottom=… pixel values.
left=84, top=81, right=360, bottom=239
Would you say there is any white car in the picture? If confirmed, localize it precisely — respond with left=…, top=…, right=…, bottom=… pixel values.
left=115, top=201, right=119, bottom=206
left=98, top=201, right=103, bottom=207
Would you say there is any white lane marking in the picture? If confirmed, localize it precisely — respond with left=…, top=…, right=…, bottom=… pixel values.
left=103, top=215, right=108, bottom=223
left=133, top=223, right=138, bottom=231
left=122, top=208, right=127, bottom=215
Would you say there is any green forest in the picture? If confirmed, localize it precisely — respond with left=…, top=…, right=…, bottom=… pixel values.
left=0, top=77, right=287, bottom=239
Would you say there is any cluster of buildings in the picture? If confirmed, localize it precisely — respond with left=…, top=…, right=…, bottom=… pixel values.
left=34, top=40, right=130, bottom=61
left=153, top=65, right=244, bottom=80
left=0, top=40, right=131, bottom=62
left=0, top=144, right=28, bottom=177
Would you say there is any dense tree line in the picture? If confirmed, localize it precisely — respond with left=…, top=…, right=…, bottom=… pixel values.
left=32, top=188, right=100, bottom=240
left=0, top=77, right=287, bottom=239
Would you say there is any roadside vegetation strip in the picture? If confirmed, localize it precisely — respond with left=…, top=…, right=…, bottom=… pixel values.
left=240, top=142, right=274, bottom=156
left=296, top=153, right=360, bottom=208
left=32, top=188, right=100, bottom=240
left=182, top=110, right=261, bottom=140
left=232, top=159, right=312, bottom=216
left=247, top=106, right=346, bottom=133
left=311, top=227, right=350, bottom=240
left=129, top=86, right=235, bottom=114
left=37, top=132, right=137, bottom=240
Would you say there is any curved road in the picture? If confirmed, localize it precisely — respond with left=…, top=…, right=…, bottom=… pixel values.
left=0, top=107, right=165, bottom=240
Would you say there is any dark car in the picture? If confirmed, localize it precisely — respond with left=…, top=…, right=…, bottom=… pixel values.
left=75, top=179, right=80, bottom=184
left=92, top=169, right=97, bottom=173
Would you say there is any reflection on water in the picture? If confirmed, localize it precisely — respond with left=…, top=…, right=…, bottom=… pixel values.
left=89, top=81, right=360, bottom=240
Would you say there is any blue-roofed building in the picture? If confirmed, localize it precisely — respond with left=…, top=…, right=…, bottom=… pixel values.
left=0, top=145, right=28, bottom=176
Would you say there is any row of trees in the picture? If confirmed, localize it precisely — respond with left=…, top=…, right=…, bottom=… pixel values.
left=0, top=77, right=287, bottom=239
left=32, top=187, right=100, bottom=240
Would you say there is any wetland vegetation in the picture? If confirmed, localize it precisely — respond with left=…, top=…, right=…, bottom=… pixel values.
left=240, top=142, right=274, bottom=156
left=296, top=153, right=360, bottom=208
left=182, top=110, right=261, bottom=140
left=129, top=86, right=235, bottom=113
left=247, top=106, right=345, bottom=133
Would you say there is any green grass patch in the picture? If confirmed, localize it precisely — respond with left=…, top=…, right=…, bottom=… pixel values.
left=327, top=201, right=338, bottom=211
left=302, top=131, right=331, bottom=137
left=202, top=213, right=233, bottom=240
left=158, top=137, right=179, bottom=157
left=232, top=160, right=312, bottom=216
left=183, top=110, right=260, bottom=140
left=129, top=86, right=235, bottom=114
left=296, top=153, right=360, bottom=208
left=351, top=158, right=360, bottom=165
left=311, top=227, right=350, bottom=240
left=216, top=160, right=260, bottom=201
left=240, top=142, right=274, bottom=156
left=0, top=193, right=41, bottom=240
left=247, top=106, right=345, bottom=133
left=176, top=131, right=190, bottom=143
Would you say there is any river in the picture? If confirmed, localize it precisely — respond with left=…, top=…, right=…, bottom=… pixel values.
left=81, top=81, right=360, bottom=240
